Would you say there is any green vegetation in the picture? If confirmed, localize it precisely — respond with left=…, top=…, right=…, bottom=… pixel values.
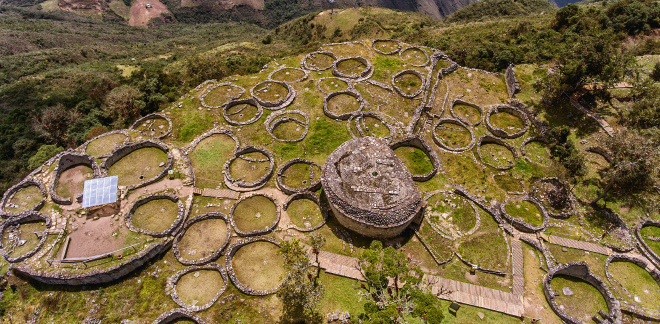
left=287, top=198, right=324, bottom=229
left=1, top=221, right=46, bottom=258
left=85, top=133, right=127, bottom=157
left=608, top=261, right=660, bottom=310
left=447, top=0, right=555, bottom=23
left=277, top=239, right=324, bottom=323
left=176, top=269, right=225, bottom=306
left=232, top=241, right=286, bottom=291
left=232, top=195, right=277, bottom=233
left=188, top=133, right=236, bottom=189
left=394, top=146, right=434, bottom=176
left=176, top=218, right=228, bottom=260
left=131, top=198, right=179, bottom=233
left=107, top=147, right=168, bottom=186
left=550, top=275, right=609, bottom=322
left=504, top=200, right=544, bottom=226
left=2, top=185, right=43, bottom=213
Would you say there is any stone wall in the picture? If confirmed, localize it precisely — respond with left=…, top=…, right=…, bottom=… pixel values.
left=476, top=134, right=518, bottom=170
left=0, top=211, right=51, bottom=263
left=151, top=308, right=205, bottom=324
left=323, top=90, right=366, bottom=120
left=49, top=151, right=101, bottom=205
left=172, top=212, right=231, bottom=265
left=264, top=110, right=309, bottom=143
left=130, top=113, right=173, bottom=140
left=222, top=98, right=263, bottom=126
left=167, top=263, right=227, bottom=312
left=499, top=196, right=548, bottom=233
left=505, top=64, right=520, bottom=99
left=284, top=192, right=327, bottom=232
left=1, top=178, right=47, bottom=218
left=389, top=135, right=440, bottom=182
left=250, top=80, right=295, bottom=110
left=101, top=140, right=173, bottom=191
left=223, top=146, right=274, bottom=192
left=484, top=104, right=529, bottom=139
left=126, top=193, right=185, bottom=238
left=229, top=193, right=280, bottom=237
left=332, top=56, right=373, bottom=80
left=80, top=130, right=130, bottom=158
left=372, top=39, right=401, bottom=55
left=224, top=236, right=282, bottom=296
left=450, top=99, right=484, bottom=127
left=391, top=69, right=425, bottom=99
left=301, top=51, right=337, bottom=71
left=276, top=159, right=322, bottom=195
left=432, top=119, right=475, bottom=153
left=200, top=82, right=245, bottom=109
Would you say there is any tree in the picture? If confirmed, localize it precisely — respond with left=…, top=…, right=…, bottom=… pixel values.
left=546, top=126, right=586, bottom=177
left=357, top=241, right=443, bottom=324
left=651, top=62, right=660, bottom=82
left=28, top=144, right=63, bottom=170
left=103, top=85, right=145, bottom=127
left=592, top=131, right=660, bottom=204
left=30, top=103, right=79, bottom=146
left=277, top=240, right=324, bottom=324
left=310, top=232, right=326, bottom=282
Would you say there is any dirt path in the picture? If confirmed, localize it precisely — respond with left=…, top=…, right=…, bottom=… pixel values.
left=129, top=0, right=169, bottom=27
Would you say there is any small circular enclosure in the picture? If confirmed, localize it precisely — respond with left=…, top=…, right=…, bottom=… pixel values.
left=390, top=135, right=440, bottom=182
left=222, top=98, right=263, bottom=126
left=285, top=192, right=326, bottom=232
left=392, top=69, right=425, bottom=98
left=500, top=196, right=548, bottom=233
left=318, top=77, right=350, bottom=94
left=130, top=113, right=173, bottom=139
left=169, top=263, right=228, bottom=311
left=476, top=135, right=518, bottom=170
left=348, top=112, right=395, bottom=141
left=0, top=211, right=51, bottom=263
left=265, top=110, right=309, bottom=143
left=102, top=140, right=172, bottom=189
left=230, top=194, right=280, bottom=237
left=223, top=146, right=274, bottom=191
left=531, top=177, right=575, bottom=219
left=84, top=130, right=129, bottom=157
left=450, top=99, right=484, bottom=127
left=424, top=191, right=480, bottom=240
left=152, top=308, right=206, bottom=324
left=485, top=105, right=529, bottom=139
left=522, top=136, right=553, bottom=167
left=1, top=179, right=47, bottom=217
left=432, top=118, right=475, bottom=152
left=173, top=212, right=231, bottom=265
left=250, top=80, right=294, bottom=110
left=225, top=237, right=285, bottom=295
left=269, top=67, right=308, bottom=83
left=323, top=90, right=365, bottom=120
left=126, top=194, right=185, bottom=237
left=372, top=39, right=402, bottom=55
left=276, top=158, right=322, bottom=194
left=399, top=47, right=430, bottom=66
left=301, top=51, right=337, bottom=71
left=200, top=82, right=245, bottom=108
left=332, top=56, right=373, bottom=79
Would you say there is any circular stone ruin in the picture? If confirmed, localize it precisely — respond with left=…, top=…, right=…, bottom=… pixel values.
left=269, top=66, right=309, bottom=83
left=521, top=136, right=554, bottom=167
left=1, top=178, right=47, bottom=217
left=321, top=137, right=423, bottom=239
left=125, top=193, right=185, bottom=237
left=348, top=112, right=395, bottom=142
left=391, top=69, right=425, bottom=98
left=604, top=254, right=660, bottom=316
left=276, top=158, right=322, bottom=194
left=250, top=80, right=295, bottom=110
left=301, top=51, right=337, bottom=71
left=102, top=140, right=173, bottom=190
left=0, top=211, right=51, bottom=263
left=450, top=99, right=484, bottom=127
left=372, top=39, right=402, bottom=55
left=432, top=119, right=475, bottom=153
left=49, top=152, right=101, bottom=205
left=531, top=177, right=576, bottom=219
left=173, top=212, right=231, bottom=265
left=317, top=77, right=350, bottom=94
left=484, top=105, right=529, bottom=139
left=499, top=196, right=548, bottom=233
left=264, top=110, right=309, bottom=142
left=200, top=82, right=245, bottom=109
left=229, top=193, right=280, bottom=237
left=225, top=236, right=285, bottom=296
left=152, top=308, right=205, bottom=324
left=83, top=130, right=130, bottom=158
left=323, top=89, right=366, bottom=120
left=399, top=46, right=430, bottom=67
left=223, top=146, right=274, bottom=192
left=390, top=135, right=440, bottom=182
left=130, top=113, right=173, bottom=139
left=476, top=135, right=518, bottom=170
left=285, top=192, right=326, bottom=232
left=167, top=263, right=228, bottom=312
left=332, top=56, right=373, bottom=80
left=424, top=190, right=480, bottom=240
left=222, top=97, right=263, bottom=126
left=544, top=262, right=621, bottom=324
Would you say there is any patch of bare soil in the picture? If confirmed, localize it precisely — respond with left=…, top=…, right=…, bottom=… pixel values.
left=129, top=0, right=170, bottom=27
left=66, top=206, right=124, bottom=259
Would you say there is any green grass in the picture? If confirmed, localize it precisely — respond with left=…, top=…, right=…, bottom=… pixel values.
left=640, top=226, right=660, bottom=257
left=360, top=116, right=391, bottom=138
left=1, top=220, right=45, bottom=258
left=227, top=153, right=271, bottom=183
left=279, top=162, right=320, bottom=190
left=425, top=191, right=477, bottom=237
left=107, top=147, right=168, bottom=187
left=176, top=269, right=225, bottom=306
left=394, top=72, right=423, bottom=96
left=252, top=81, right=289, bottom=103
left=394, top=146, right=434, bottom=176
left=85, top=133, right=127, bottom=157
left=318, top=78, right=349, bottom=93
left=131, top=198, right=179, bottom=233
left=325, top=93, right=361, bottom=116
left=489, top=111, right=525, bottom=132
left=232, top=241, right=285, bottom=291
left=287, top=197, right=323, bottom=229
left=504, top=200, right=543, bottom=226
left=453, top=103, right=482, bottom=125
left=457, top=231, right=509, bottom=271
left=609, top=261, right=660, bottom=311
left=524, top=141, right=553, bottom=166
left=271, top=67, right=307, bottom=82
left=550, top=275, right=609, bottom=323
left=400, top=47, right=428, bottom=66
left=3, top=185, right=43, bottom=213
left=189, top=133, right=236, bottom=189
left=304, top=52, right=335, bottom=70
left=202, top=83, right=244, bottom=107
left=232, top=195, right=277, bottom=233
left=433, top=122, right=473, bottom=149
left=493, top=174, right=524, bottom=193
left=176, top=218, right=228, bottom=260
left=480, top=143, right=515, bottom=169
left=134, top=117, right=170, bottom=138
left=318, top=271, right=365, bottom=316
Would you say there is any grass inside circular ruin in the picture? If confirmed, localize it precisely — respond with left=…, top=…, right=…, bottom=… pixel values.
left=524, top=141, right=553, bottom=165
left=550, top=275, right=609, bottom=323
left=204, top=84, right=244, bottom=107
left=336, top=58, right=368, bottom=78
left=253, top=81, right=289, bottom=103
left=271, top=114, right=307, bottom=141
left=374, top=40, right=399, bottom=53
left=232, top=241, right=285, bottom=291
left=4, top=185, right=43, bottom=213
left=400, top=48, right=428, bottom=66
left=640, top=225, right=660, bottom=257
left=134, top=117, right=169, bottom=138
left=224, top=102, right=260, bottom=124
left=319, top=78, right=349, bottom=93
left=504, top=200, right=543, bottom=226
left=176, top=269, right=224, bottom=306
left=457, top=232, right=508, bottom=270
left=326, top=93, right=361, bottom=116
left=189, top=134, right=236, bottom=189
left=453, top=103, right=481, bottom=125
left=107, top=147, right=168, bottom=187
left=232, top=196, right=277, bottom=233
left=494, top=174, right=524, bottom=193
left=85, top=133, right=127, bottom=157
left=434, top=122, right=472, bottom=149
left=394, top=72, right=422, bottom=96
left=394, top=146, right=434, bottom=176
left=56, top=165, right=93, bottom=199
left=489, top=111, right=525, bottom=133
left=609, top=261, right=660, bottom=310
left=360, top=116, right=390, bottom=138
left=287, top=198, right=323, bottom=229
left=271, top=68, right=306, bottom=82
left=1, top=220, right=45, bottom=258
left=228, top=152, right=270, bottom=183
left=426, top=192, right=477, bottom=236
left=131, top=198, right=179, bottom=233
left=306, top=53, right=335, bottom=70
left=480, top=143, right=514, bottom=168
left=280, top=162, right=320, bottom=190
left=177, top=218, right=228, bottom=260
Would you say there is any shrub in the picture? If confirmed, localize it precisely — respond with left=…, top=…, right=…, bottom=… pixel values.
left=28, top=144, right=63, bottom=170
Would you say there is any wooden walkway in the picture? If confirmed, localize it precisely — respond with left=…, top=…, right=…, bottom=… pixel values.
left=200, top=188, right=239, bottom=200
left=546, top=235, right=611, bottom=255
left=511, top=239, right=525, bottom=298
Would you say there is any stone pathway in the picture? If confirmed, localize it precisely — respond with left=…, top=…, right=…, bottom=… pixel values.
left=546, top=235, right=611, bottom=255
left=567, top=94, right=615, bottom=136
left=201, top=188, right=239, bottom=200
left=511, top=239, right=524, bottom=298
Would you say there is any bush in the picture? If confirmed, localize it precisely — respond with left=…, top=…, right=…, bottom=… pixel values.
left=651, top=62, right=660, bottom=82
left=28, top=144, right=63, bottom=170
left=546, top=126, right=586, bottom=177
